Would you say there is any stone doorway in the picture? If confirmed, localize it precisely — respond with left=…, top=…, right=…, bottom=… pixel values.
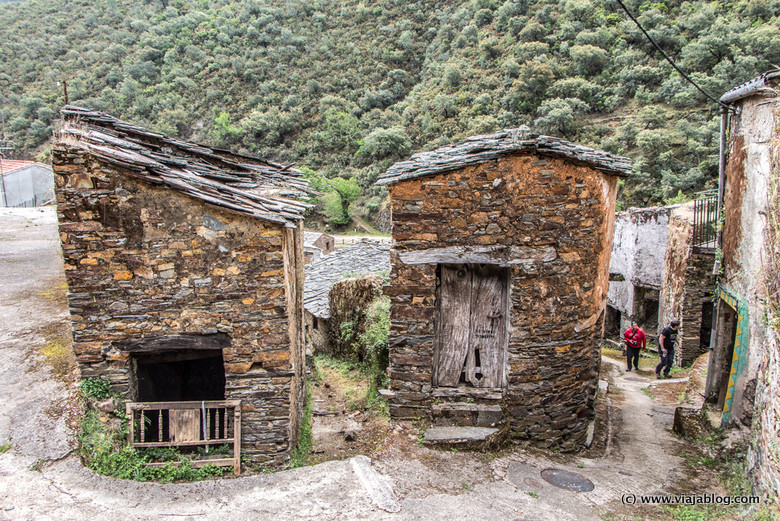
left=121, top=334, right=231, bottom=403
left=632, top=285, right=659, bottom=335
left=604, top=305, right=621, bottom=337
left=134, top=350, right=226, bottom=402
left=706, top=300, right=738, bottom=410
left=433, top=264, right=509, bottom=389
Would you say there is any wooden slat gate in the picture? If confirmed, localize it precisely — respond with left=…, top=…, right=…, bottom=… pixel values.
left=434, top=264, right=509, bottom=388
left=126, top=399, right=241, bottom=475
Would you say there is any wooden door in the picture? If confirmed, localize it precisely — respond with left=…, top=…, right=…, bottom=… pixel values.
left=434, top=264, right=508, bottom=388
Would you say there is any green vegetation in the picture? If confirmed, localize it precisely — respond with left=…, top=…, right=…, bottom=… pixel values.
left=328, top=293, right=390, bottom=414
left=665, top=432, right=780, bottom=521
left=360, top=296, right=391, bottom=398
left=289, top=386, right=313, bottom=468
left=78, top=409, right=229, bottom=482
left=1, top=0, right=777, bottom=223
left=0, top=440, right=11, bottom=454
left=78, top=377, right=112, bottom=400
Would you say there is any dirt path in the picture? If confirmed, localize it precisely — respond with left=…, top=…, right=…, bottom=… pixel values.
left=0, top=208, right=725, bottom=521
left=0, top=208, right=77, bottom=464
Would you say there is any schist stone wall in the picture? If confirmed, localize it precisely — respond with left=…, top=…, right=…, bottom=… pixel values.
left=385, top=153, right=619, bottom=449
left=53, top=145, right=305, bottom=466
left=658, top=203, right=716, bottom=366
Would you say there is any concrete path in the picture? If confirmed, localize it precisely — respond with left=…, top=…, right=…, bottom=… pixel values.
left=0, top=208, right=716, bottom=521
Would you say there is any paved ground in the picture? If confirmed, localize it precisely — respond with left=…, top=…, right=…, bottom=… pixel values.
left=0, top=207, right=722, bottom=521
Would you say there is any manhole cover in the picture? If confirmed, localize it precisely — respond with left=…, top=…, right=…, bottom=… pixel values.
left=540, top=468, right=595, bottom=492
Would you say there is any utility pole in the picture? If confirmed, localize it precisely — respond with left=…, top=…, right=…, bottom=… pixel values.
left=57, top=80, right=69, bottom=105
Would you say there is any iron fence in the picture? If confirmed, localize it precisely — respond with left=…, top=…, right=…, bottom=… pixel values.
left=692, top=189, right=718, bottom=248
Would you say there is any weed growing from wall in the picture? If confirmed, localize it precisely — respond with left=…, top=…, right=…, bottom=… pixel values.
left=289, top=386, right=313, bottom=469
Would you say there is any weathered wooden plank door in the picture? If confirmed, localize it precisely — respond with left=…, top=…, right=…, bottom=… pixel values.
left=434, top=265, right=473, bottom=386
left=434, top=264, right=508, bottom=388
left=464, top=265, right=507, bottom=388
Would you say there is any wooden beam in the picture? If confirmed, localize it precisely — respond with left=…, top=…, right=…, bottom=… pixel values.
left=126, top=399, right=241, bottom=410
left=398, top=245, right=557, bottom=266
left=233, top=405, right=242, bottom=475
left=116, top=334, right=230, bottom=353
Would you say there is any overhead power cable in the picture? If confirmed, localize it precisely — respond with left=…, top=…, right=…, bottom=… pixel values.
left=613, top=0, right=732, bottom=111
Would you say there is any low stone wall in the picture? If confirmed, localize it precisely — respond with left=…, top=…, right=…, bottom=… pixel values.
left=327, top=274, right=383, bottom=361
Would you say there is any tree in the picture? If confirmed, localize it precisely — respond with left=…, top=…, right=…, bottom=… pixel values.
left=569, top=44, right=609, bottom=76
left=533, top=98, right=589, bottom=137
left=324, top=177, right=361, bottom=226
left=356, top=127, right=412, bottom=164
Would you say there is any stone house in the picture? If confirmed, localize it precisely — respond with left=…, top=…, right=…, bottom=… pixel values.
left=657, top=202, right=717, bottom=366
left=303, top=231, right=335, bottom=264
left=605, top=203, right=717, bottom=365
left=376, top=128, right=630, bottom=449
left=705, top=71, right=779, bottom=499
left=53, top=106, right=310, bottom=466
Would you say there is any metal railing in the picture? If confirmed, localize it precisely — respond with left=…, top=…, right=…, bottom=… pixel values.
left=692, top=189, right=718, bottom=248
left=126, top=399, right=241, bottom=475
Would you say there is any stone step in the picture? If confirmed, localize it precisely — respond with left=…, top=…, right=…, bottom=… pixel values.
left=423, top=426, right=502, bottom=449
left=432, top=402, right=504, bottom=428
left=431, top=387, right=503, bottom=401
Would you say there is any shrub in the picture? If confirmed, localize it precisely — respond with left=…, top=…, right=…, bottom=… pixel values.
left=361, top=296, right=390, bottom=394
left=79, top=377, right=112, bottom=400
left=78, top=409, right=229, bottom=482
left=356, top=126, right=412, bottom=163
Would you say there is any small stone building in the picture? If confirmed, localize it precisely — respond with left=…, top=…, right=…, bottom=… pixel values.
left=377, top=128, right=630, bottom=449
left=53, top=106, right=310, bottom=466
left=303, top=231, right=335, bottom=264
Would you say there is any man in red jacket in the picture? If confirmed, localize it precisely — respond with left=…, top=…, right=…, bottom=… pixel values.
left=624, top=321, right=646, bottom=371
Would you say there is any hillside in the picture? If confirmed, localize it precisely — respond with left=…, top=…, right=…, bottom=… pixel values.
left=0, top=0, right=778, bottom=220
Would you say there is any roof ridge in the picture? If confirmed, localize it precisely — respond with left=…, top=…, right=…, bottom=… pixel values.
left=376, top=127, right=631, bottom=186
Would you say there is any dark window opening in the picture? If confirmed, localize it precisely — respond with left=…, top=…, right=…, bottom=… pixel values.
left=134, top=350, right=226, bottom=402
left=700, top=301, right=714, bottom=349
left=633, top=286, right=660, bottom=334
left=605, top=305, right=621, bottom=337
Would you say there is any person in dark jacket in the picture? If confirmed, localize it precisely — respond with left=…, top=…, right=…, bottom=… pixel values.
left=623, top=321, right=646, bottom=371
left=656, top=319, right=680, bottom=378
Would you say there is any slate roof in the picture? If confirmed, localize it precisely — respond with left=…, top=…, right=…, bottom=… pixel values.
left=376, top=126, right=631, bottom=185
left=304, top=240, right=390, bottom=319
left=58, top=106, right=312, bottom=227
